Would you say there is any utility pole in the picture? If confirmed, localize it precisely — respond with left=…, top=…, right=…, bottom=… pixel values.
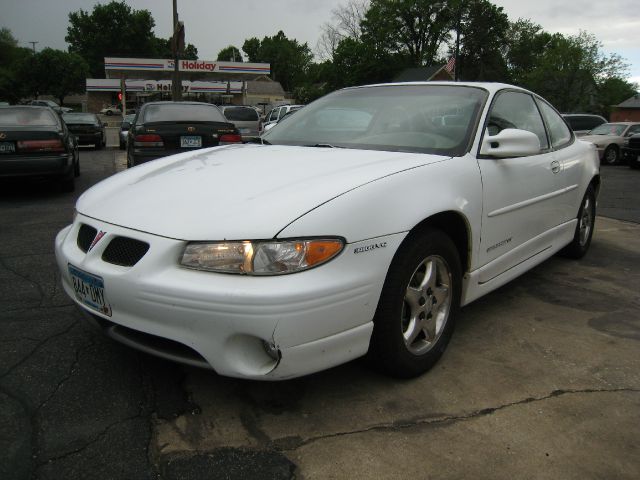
left=28, top=41, right=39, bottom=53
left=171, top=0, right=183, bottom=101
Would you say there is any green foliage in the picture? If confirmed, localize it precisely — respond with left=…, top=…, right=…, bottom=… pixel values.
left=66, top=0, right=197, bottom=77
left=361, top=0, right=455, bottom=66
left=457, top=0, right=509, bottom=81
left=240, top=31, right=313, bottom=92
left=596, top=77, right=638, bottom=118
left=0, top=29, right=33, bottom=102
left=31, top=48, right=89, bottom=104
left=217, top=46, right=243, bottom=62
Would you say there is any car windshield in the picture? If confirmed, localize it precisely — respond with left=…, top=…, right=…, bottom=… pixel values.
left=223, top=107, right=258, bottom=121
left=142, top=103, right=226, bottom=123
left=263, top=85, right=488, bottom=156
left=0, top=107, right=59, bottom=126
left=589, top=123, right=627, bottom=136
left=63, top=113, right=98, bottom=124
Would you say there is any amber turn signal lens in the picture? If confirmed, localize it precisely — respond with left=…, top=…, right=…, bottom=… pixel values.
left=305, top=240, right=343, bottom=266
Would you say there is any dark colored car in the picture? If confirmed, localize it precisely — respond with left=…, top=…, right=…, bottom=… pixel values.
left=0, top=106, right=79, bottom=191
left=62, top=113, right=105, bottom=149
left=126, top=102, right=242, bottom=167
left=623, top=134, right=640, bottom=169
left=119, top=113, right=136, bottom=150
left=28, top=99, right=72, bottom=114
left=562, top=114, right=607, bottom=137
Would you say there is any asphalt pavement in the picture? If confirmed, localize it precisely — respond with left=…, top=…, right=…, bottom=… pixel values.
left=0, top=152, right=638, bottom=480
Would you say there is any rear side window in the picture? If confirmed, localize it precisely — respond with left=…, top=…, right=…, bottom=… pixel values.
left=143, top=104, right=226, bottom=123
left=537, top=100, right=572, bottom=149
left=0, top=107, right=59, bottom=126
left=223, top=107, right=258, bottom=121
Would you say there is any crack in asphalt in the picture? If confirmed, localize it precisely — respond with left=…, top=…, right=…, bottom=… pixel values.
left=35, top=411, right=144, bottom=470
left=0, top=257, right=47, bottom=307
left=275, top=387, right=640, bottom=452
left=36, top=339, right=96, bottom=412
left=0, top=320, right=78, bottom=380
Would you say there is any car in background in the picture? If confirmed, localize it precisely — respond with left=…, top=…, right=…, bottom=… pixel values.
left=100, top=105, right=122, bottom=116
left=262, top=108, right=302, bottom=133
left=622, top=134, right=640, bottom=169
left=562, top=114, right=606, bottom=137
left=219, top=105, right=262, bottom=142
left=55, top=82, right=599, bottom=380
left=0, top=105, right=79, bottom=191
left=62, top=112, right=105, bottom=149
left=581, top=122, right=640, bottom=165
left=28, top=99, right=72, bottom=114
left=119, top=113, right=136, bottom=150
left=263, top=104, right=303, bottom=131
left=126, top=101, right=242, bottom=167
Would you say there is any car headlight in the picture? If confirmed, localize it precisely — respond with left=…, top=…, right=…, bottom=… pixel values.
left=181, top=238, right=344, bottom=275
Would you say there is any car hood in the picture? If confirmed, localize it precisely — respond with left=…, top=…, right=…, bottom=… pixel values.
left=77, top=144, right=447, bottom=240
left=580, top=134, right=620, bottom=144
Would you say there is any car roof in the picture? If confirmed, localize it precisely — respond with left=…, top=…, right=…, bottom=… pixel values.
left=350, top=81, right=523, bottom=94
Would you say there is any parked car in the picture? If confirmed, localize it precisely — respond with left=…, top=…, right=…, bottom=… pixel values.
left=28, top=99, right=72, bottom=114
left=580, top=122, right=640, bottom=165
left=622, top=134, right=640, bottom=169
left=219, top=105, right=262, bottom=142
left=119, top=114, right=136, bottom=150
left=263, top=104, right=303, bottom=131
left=262, top=107, right=301, bottom=133
left=126, top=101, right=242, bottom=167
left=55, top=82, right=599, bottom=380
left=0, top=105, right=79, bottom=191
left=562, top=114, right=606, bottom=137
left=100, top=105, right=122, bottom=116
left=62, top=112, right=105, bottom=149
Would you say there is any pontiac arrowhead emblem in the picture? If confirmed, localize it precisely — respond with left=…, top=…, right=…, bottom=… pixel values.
left=88, top=231, right=107, bottom=252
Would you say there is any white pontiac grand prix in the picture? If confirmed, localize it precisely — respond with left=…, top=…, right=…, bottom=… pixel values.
left=55, top=82, right=599, bottom=380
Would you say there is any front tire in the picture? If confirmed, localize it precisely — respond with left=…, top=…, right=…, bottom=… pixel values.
left=560, top=185, right=596, bottom=259
left=369, top=228, right=461, bottom=378
left=603, top=145, right=619, bottom=165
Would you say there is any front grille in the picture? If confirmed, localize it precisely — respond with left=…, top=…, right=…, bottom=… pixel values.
left=629, top=137, right=640, bottom=149
left=101, top=236, right=149, bottom=267
left=77, top=224, right=97, bottom=252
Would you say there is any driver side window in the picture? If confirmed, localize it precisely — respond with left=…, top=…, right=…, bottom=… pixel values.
left=488, top=91, right=549, bottom=150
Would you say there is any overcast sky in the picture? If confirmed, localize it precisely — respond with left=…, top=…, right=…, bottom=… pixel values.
left=1, top=0, right=639, bottom=84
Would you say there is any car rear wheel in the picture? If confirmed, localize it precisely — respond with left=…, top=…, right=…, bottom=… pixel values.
left=74, top=154, right=80, bottom=177
left=560, top=185, right=596, bottom=259
left=603, top=145, right=619, bottom=165
left=106, top=110, right=113, bottom=116
left=369, top=228, right=461, bottom=378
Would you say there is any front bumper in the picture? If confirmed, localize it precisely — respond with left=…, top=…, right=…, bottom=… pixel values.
left=55, top=214, right=405, bottom=379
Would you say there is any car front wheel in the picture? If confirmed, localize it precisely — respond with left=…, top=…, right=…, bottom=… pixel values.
left=369, top=228, right=461, bottom=378
left=603, top=145, right=619, bottom=165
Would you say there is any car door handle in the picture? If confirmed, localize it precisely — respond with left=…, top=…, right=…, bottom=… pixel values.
left=550, top=160, right=561, bottom=174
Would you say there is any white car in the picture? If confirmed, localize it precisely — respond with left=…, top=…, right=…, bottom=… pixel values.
left=580, top=122, right=640, bottom=165
left=263, top=104, right=303, bottom=132
left=55, top=82, right=599, bottom=380
left=100, top=105, right=122, bottom=116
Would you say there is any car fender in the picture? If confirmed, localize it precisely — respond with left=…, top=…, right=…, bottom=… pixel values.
left=278, top=153, right=483, bottom=270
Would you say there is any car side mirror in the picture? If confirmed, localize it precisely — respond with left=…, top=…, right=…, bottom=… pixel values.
left=480, top=128, right=541, bottom=158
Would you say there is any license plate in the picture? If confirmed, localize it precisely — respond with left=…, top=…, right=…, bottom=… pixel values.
left=68, top=264, right=112, bottom=316
left=180, top=136, right=202, bottom=148
left=0, top=141, right=15, bottom=153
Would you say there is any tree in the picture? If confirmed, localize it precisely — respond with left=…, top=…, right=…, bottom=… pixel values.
left=241, top=32, right=313, bottom=92
left=504, top=19, right=553, bottom=85
left=217, top=45, right=243, bottom=62
left=0, top=28, right=32, bottom=102
left=361, top=0, right=454, bottom=67
left=595, top=78, right=637, bottom=118
left=66, top=1, right=158, bottom=77
left=66, top=1, right=197, bottom=77
left=30, top=49, right=89, bottom=104
left=456, top=0, right=509, bottom=81
left=317, top=0, right=369, bottom=60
